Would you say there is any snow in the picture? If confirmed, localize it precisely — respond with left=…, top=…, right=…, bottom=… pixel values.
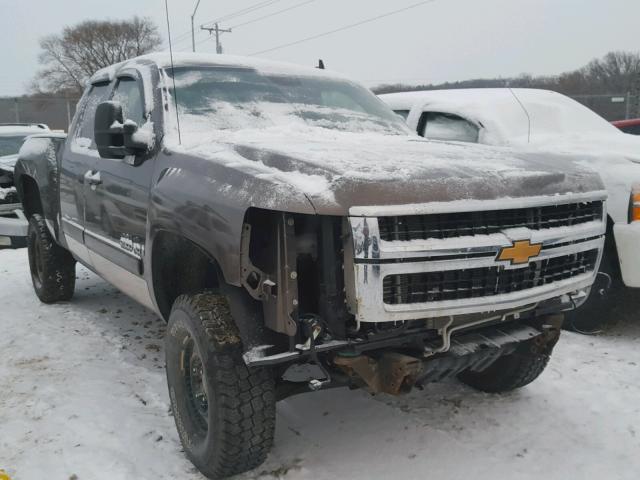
left=0, top=154, right=18, bottom=172
left=111, top=52, right=350, bottom=82
left=164, top=121, right=602, bottom=211
left=130, top=121, right=155, bottom=150
left=1, top=247, right=639, bottom=480
left=380, top=88, right=620, bottom=145
left=17, top=134, right=64, bottom=159
left=0, top=186, right=16, bottom=200
left=0, top=125, right=49, bottom=136
left=155, top=52, right=340, bottom=80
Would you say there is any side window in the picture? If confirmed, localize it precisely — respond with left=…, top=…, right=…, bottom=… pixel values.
left=393, top=110, right=410, bottom=120
left=419, top=112, right=479, bottom=143
left=112, top=77, right=145, bottom=125
left=76, top=82, right=111, bottom=149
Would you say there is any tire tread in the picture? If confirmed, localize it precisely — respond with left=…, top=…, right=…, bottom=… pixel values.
left=168, top=293, right=275, bottom=479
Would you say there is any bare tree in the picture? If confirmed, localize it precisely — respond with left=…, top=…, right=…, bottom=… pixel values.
left=374, top=51, right=640, bottom=97
left=582, top=51, right=640, bottom=93
left=33, top=17, right=162, bottom=94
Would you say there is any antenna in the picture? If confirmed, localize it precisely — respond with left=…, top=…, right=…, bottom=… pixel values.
left=164, top=0, right=182, bottom=144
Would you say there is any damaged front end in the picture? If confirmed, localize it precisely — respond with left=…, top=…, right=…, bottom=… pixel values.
left=237, top=193, right=604, bottom=398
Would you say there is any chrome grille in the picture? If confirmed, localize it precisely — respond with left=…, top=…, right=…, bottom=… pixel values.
left=382, top=249, right=599, bottom=305
left=378, top=201, right=604, bottom=241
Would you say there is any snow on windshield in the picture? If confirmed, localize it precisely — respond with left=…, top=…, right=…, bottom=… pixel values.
left=163, top=66, right=408, bottom=137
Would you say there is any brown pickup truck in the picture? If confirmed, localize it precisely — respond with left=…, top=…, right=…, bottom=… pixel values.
left=15, top=53, right=606, bottom=479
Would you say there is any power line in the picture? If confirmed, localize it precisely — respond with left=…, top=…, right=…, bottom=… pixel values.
left=230, top=0, right=316, bottom=29
left=201, top=0, right=283, bottom=28
left=195, top=0, right=316, bottom=49
left=250, top=0, right=436, bottom=56
left=161, top=0, right=284, bottom=51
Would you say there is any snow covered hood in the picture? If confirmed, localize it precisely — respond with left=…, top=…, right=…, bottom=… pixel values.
left=172, top=128, right=604, bottom=215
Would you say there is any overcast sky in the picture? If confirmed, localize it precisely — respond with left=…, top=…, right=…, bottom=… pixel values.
left=1, top=0, right=638, bottom=96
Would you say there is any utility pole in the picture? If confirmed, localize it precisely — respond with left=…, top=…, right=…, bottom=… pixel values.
left=66, top=100, right=72, bottom=130
left=633, top=73, right=640, bottom=118
left=190, top=0, right=201, bottom=52
left=14, top=98, right=19, bottom=123
left=201, top=23, right=232, bottom=54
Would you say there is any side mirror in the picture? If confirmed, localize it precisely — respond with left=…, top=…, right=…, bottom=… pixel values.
left=95, top=101, right=125, bottom=159
left=94, top=101, right=153, bottom=161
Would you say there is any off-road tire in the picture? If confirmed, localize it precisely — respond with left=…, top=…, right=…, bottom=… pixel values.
left=27, top=214, right=75, bottom=303
left=458, top=341, right=551, bottom=393
left=165, top=292, right=276, bottom=479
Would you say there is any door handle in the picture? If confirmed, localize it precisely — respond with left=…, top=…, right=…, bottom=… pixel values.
left=83, top=170, right=102, bottom=186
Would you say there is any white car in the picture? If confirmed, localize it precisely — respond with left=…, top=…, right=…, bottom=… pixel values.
left=380, top=88, right=640, bottom=330
left=0, top=123, right=49, bottom=247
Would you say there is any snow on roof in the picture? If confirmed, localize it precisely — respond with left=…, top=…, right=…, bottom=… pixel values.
left=0, top=124, right=50, bottom=136
left=380, top=88, right=620, bottom=144
left=89, top=52, right=349, bottom=85
left=380, top=89, right=531, bottom=145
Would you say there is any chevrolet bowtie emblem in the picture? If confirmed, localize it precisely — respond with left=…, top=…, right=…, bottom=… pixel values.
left=497, top=239, right=543, bottom=265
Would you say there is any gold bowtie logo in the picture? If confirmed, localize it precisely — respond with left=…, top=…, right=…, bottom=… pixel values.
left=497, top=239, right=543, bottom=265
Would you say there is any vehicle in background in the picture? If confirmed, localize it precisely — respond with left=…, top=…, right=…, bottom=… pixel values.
left=15, top=55, right=606, bottom=479
left=0, top=123, right=49, bottom=248
left=612, top=118, right=640, bottom=135
left=380, top=88, right=640, bottom=331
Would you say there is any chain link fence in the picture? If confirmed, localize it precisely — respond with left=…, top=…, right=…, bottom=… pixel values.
left=570, top=94, right=640, bottom=122
left=0, top=96, right=79, bottom=131
left=1, top=92, right=639, bottom=133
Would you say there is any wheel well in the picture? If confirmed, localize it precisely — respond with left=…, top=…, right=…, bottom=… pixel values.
left=604, top=214, right=623, bottom=281
left=151, top=231, right=222, bottom=320
left=20, top=176, right=43, bottom=218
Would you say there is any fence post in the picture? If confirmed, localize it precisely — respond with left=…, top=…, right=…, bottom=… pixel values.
left=626, top=92, right=631, bottom=120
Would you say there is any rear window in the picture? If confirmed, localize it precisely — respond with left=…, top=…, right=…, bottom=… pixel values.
left=419, top=112, right=479, bottom=143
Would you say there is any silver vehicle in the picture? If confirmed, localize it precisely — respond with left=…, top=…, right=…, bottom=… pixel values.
left=0, top=123, right=49, bottom=247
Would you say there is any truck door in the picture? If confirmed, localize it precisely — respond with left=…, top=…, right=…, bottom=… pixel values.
left=83, top=73, right=156, bottom=309
left=60, top=81, right=112, bottom=266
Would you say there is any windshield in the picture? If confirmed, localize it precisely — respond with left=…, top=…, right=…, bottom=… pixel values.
left=163, top=66, right=409, bottom=135
left=0, top=135, right=27, bottom=156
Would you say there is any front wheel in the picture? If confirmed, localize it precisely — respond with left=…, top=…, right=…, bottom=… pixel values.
left=458, top=338, right=553, bottom=393
left=27, top=214, right=76, bottom=303
left=165, top=292, right=276, bottom=479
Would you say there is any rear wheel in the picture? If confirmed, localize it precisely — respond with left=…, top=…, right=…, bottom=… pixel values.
left=165, top=292, right=276, bottom=479
left=27, top=214, right=76, bottom=303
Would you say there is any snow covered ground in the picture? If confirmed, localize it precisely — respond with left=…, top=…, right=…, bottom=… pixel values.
left=1, top=247, right=639, bottom=480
